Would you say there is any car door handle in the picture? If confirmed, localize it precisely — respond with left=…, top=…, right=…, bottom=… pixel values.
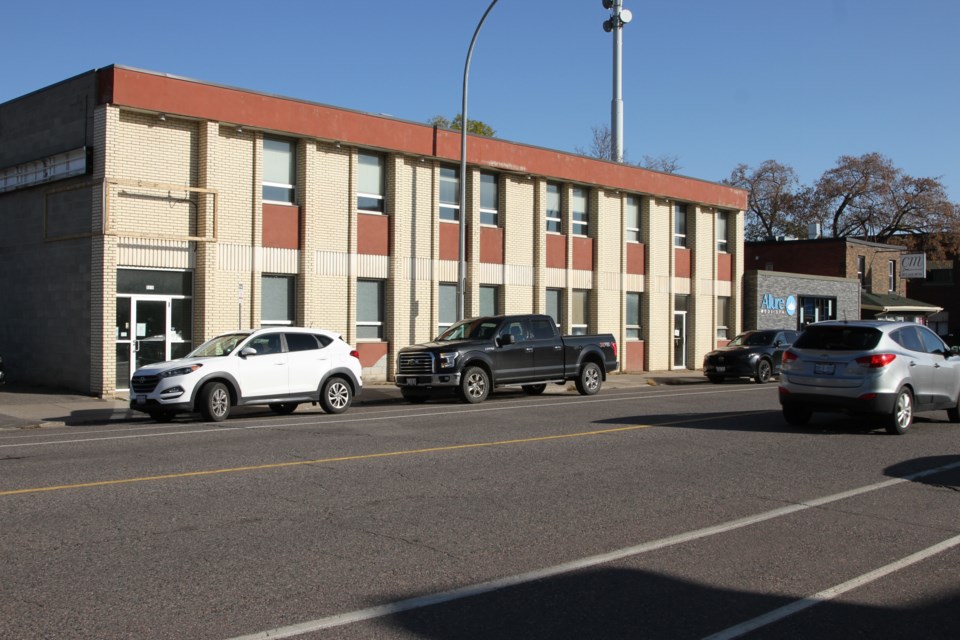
left=553, top=346, right=562, bottom=351
left=525, top=347, right=534, bottom=352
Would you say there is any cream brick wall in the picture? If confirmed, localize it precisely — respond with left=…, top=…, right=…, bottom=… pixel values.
left=644, top=198, right=673, bottom=371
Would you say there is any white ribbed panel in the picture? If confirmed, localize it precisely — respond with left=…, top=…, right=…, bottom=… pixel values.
left=262, top=247, right=299, bottom=274
left=479, top=263, right=504, bottom=285
left=357, top=254, right=389, bottom=279
left=438, top=260, right=458, bottom=282
left=315, top=250, right=352, bottom=277
left=546, top=268, right=567, bottom=288
left=570, top=270, right=593, bottom=290
left=505, top=264, right=534, bottom=287
left=624, top=273, right=644, bottom=292
left=674, top=277, right=691, bottom=295
left=218, top=244, right=253, bottom=272
left=715, top=280, right=732, bottom=297
left=118, top=238, right=195, bottom=269
left=396, top=256, right=435, bottom=282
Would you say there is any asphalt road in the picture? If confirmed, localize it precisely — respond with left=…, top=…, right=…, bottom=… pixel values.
left=1, top=383, right=958, bottom=639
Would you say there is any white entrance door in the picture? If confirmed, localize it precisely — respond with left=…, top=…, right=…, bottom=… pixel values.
left=673, top=311, right=687, bottom=369
left=116, top=296, right=186, bottom=391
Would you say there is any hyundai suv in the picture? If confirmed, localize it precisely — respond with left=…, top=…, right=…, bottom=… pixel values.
left=129, top=327, right=363, bottom=422
left=779, top=321, right=960, bottom=434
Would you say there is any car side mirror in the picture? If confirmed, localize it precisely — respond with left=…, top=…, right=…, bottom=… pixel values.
left=498, top=334, right=516, bottom=347
left=240, top=347, right=257, bottom=358
left=775, top=340, right=783, bottom=347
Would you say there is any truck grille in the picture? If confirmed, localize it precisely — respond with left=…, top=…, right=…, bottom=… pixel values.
left=397, top=352, right=434, bottom=375
left=131, top=375, right=160, bottom=393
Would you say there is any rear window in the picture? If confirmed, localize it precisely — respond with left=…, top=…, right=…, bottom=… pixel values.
left=794, top=325, right=882, bottom=351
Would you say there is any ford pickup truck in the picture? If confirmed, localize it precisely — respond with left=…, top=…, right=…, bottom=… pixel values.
left=395, top=314, right=618, bottom=403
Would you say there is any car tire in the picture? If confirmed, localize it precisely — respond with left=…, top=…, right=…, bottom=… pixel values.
left=782, top=404, right=812, bottom=426
left=522, top=383, right=547, bottom=395
left=320, top=377, right=352, bottom=414
left=948, top=395, right=960, bottom=423
left=458, top=366, right=490, bottom=404
left=707, top=374, right=724, bottom=384
left=885, top=388, right=913, bottom=435
left=754, top=359, right=773, bottom=384
left=148, top=411, right=175, bottom=423
left=200, top=382, right=231, bottom=422
left=575, top=362, right=602, bottom=396
left=401, top=389, right=430, bottom=403
left=269, top=403, right=299, bottom=415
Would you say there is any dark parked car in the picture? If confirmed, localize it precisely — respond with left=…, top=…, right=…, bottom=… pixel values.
left=703, top=329, right=798, bottom=384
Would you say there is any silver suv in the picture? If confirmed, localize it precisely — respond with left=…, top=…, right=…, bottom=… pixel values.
left=779, top=321, right=960, bottom=434
left=129, top=327, right=363, bottom=422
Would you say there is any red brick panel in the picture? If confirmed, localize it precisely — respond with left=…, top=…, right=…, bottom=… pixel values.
left=546, top=234, right=567, bottom=269
left=675, top=248, right=692, bottom=278
left=357, top=213, right=389, bottom=256
left=262, top=203, right=299, bottom=249
left=718, top=253, right=732, bottom=281
left=356, top=342, right=387, bottom=368
left=480, top=226, right=504, bottom=264
left=625, top=341, right=645, bottom=372
left=439, top=222, right=460, bottom=261
left=627, top=243, right=645, bottom=275
left=572, top=236, right=594, bottom=271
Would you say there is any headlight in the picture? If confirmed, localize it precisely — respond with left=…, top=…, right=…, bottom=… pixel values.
left=438, top=352, right=458, bottom=368
left=159, top=364, right=203, bottom=378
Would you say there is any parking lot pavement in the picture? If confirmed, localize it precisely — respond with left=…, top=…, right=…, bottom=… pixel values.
left=0, top=371, right=706, bottom=429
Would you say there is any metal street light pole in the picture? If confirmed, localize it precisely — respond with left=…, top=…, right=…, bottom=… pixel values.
left=458, top=0, right=500, bottom=321
left=602, top=0, right=632, bottom=163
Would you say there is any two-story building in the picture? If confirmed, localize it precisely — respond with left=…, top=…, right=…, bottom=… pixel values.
left=0, top=66, right=748, bottom=396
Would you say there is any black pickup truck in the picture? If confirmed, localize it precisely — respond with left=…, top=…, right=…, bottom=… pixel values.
left=395, top=314, right=618, bottom=403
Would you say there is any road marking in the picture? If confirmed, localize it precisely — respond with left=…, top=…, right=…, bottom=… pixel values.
left=0, top=385, right=767, bottom=449
left=227, top=458, right=960, bottom=640
left=702, top=532, right=960, bottom=640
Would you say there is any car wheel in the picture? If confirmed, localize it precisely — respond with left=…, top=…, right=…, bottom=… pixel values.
left=269, top=403, right=299, bottom=415
left=522, top=383, right=547, bottom=395
left=148, top=411, right=175, bottom=423
left=707, top=374, right=724, bottom=384
left=885, top=388, right=913, bottom=435
left=200, top=382, right=230, bottom=422
left=401, top=389, right=429, bottom=403
left=754, top=359, right=773, bottom=384
left=782, top=404, right=812, bottom=426
left=948, top=400, right=960, bottom=423
left=320, top=377, right=353, bottom=414
left=458, top=366, right=490, bottom=404
left=575, top=362, right=602, bottom=396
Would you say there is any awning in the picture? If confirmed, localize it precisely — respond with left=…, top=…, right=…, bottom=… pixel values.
left=861, top=291, right=943, bottom=317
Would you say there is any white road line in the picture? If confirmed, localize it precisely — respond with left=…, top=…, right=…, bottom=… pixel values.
left=227, top=459, right=960, bottom=640
left=702, top=532, right=960, bottom=640
left=0, top=386, right=766, bottom=449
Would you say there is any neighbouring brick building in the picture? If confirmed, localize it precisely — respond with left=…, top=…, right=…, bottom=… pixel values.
left=0, top=66, right=747, bottom=396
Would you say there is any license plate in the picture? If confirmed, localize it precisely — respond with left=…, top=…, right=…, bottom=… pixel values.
left=814, top=363, right=835, bottom=375
left=136, top=394, right=146, bottom=404
left=405, top=378, right=417, bottom=387
left=716, top=366, right=726, bottom=373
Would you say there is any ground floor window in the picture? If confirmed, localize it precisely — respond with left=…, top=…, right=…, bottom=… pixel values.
left=716, top=296, right=730, bottom=340
left=626, top=292, right=641, bottom=340
left=546, top=288, right=563, bottom=327
left=479, top=285, right=499, bottom=317
left=357, top=279, right=384, bottom=340
left=799, top=296, right=836, bottom=327
left=571, top=289, right=590, bottom=335
left=261, top=275, right=295, bottom=326
left=439, top=283, right=457, bottom=334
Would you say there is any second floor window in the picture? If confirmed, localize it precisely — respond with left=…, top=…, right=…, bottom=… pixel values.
left=674, top=204, right=688, bottom=248
left=716, top=211, right=729, bottom=253
left=625, top=195, right=641, bottom=243
left=480, top=173, right=499, bottom=226
left=439, top=166, right=460, bottom=221
left=572, top=187, right=589, bottom=236
left=357, top=152, right=385, bottom=213
left=889, top=260, right=896, bottom=292
left=546, top=183, right=562, bottom=233
left=263, top=137, right=296, bottom=204
left=857, top=255, right=866, bottom=288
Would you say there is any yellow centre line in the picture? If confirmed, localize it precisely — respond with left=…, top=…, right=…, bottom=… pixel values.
left=1, top=411, right=766, bottom=497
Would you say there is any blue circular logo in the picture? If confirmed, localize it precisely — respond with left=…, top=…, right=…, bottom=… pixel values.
left=786, top=295, right=797, bottom=316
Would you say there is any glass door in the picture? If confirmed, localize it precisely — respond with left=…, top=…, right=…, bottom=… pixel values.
left=116, top=296, right=189, bottom=391
left=673, top=311, right=687, bottom=369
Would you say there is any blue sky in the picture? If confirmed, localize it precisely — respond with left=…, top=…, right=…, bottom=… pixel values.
left=4, top=0, right=958, bottom=200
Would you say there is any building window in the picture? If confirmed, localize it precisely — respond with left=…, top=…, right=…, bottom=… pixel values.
left=439, top=282, right=457, bottom=333
left=357, top=280, right=384, bottom=340
left=546, top=288, right=563, bottom=326
left=857, top=255, right=866, bottom=288
left=571, top=289, right=589, bottom=335
left=439, top=166, right=460, bottom=221
left=626, top=292, right=641, bottom=340
left=546, top=183, right=562, bottom=233
left=625, top=195, right=641, bottom=243
left=357, top=152, right=385, bottom=214
left=717, top=296, right=730, bottom=340
left=888, top=260, right=896, bottom=292
left=479, top=285, right=499, bottom=316
left=572, top=187, right=589, bottom=237
left=674, top=204, right=688, bottom=248
left=263, top=137, right=296, bottom=204
left=716, top=211, right=729, bottom=253
left=480, top=172, right=499, bottom=226
left=799, top=296, right=837, bottom=327
left=261, top=275, right=295, bottom=325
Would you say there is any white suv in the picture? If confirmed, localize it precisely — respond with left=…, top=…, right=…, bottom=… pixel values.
left=129, top=327, right=363, bottom=422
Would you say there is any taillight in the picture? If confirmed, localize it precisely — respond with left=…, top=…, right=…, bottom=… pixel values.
left=782, top=350, right=798, bottom=364
left=612, top=341, right=618, bottom=358
left=350, top=350, right=360, bottom=360
left=855, top=353, right=896, bottom=368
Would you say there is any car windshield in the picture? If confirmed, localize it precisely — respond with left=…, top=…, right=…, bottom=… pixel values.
left=188, top=333, right=250, bottom=357
left=437, top=318, right=499, bottom=341
left=729, top=331, right=775, bottom=347
left=794, top=325, right=883, bottom=351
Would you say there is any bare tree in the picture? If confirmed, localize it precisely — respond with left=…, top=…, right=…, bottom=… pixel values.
left=724, top=160, right=803, bottom=241
left=638, top=154, right=682, bottom=174
left=428, top=114, right=496, bottom=137
left=576, top=124, right=619, bottom=161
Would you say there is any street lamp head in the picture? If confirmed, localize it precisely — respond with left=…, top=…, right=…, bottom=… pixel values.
left=602, top=0, right=614, bottom=9
left=602, top=19, right=613, bottom=32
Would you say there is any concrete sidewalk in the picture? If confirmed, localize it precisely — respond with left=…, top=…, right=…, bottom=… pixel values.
left=0, top=371, right=707, bottom=430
